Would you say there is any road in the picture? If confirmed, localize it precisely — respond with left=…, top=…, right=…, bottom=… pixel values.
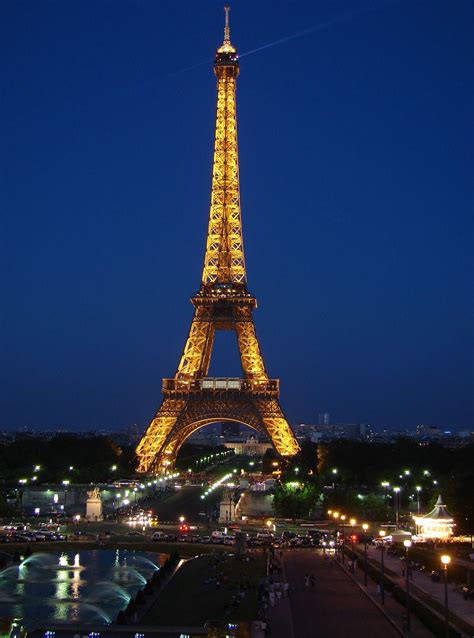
left=275, top=550, right=401, bottom=638
left=151, top=485, right=216, bottom=525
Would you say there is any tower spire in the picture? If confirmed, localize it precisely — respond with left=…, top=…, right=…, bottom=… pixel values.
left=224, top=6, right=231, bottom=44
left=217, top=6, right=236, bottom=54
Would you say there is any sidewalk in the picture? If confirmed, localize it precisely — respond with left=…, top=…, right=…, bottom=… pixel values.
left=337, top=554, right=433, bottom=637
left=365, top=545, right=474, bottom=631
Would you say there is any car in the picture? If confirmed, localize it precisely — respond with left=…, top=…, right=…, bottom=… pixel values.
left=282, top=531, right=297, bottom=540
left=256, top=532, right=274, bottom=541
left=127, top=531, right=144, bottom=537
left=201, top=536, right=211, bottom=544
left=211, top=536, right=224, bottom=544
left=211, top=530, right=226, bottom=539
left=32, top=532, right=47, bottom=541
left=151, top=532, right=165, bottom=541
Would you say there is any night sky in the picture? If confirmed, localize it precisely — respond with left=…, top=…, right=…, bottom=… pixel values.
left=1, top=1, right=472, bottom=432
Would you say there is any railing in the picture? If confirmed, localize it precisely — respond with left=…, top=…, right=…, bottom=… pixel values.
left=162, top=377, right=279, bottom=394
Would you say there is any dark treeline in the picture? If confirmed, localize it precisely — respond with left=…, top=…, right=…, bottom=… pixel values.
left=0, top=434, right=135, bottom=484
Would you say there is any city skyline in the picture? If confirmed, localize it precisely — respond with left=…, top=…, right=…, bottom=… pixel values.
left=1, top=1, right=472, bottom=431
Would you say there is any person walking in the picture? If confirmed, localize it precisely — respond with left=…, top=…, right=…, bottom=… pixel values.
left=310, top=574, right=315, bottom=587
left=304, top=574, right=309, bottom=588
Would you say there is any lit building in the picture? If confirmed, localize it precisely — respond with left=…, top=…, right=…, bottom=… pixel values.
left=224, top=435, right=272, bottom=456
left=413, top=494, right=455, bottom=540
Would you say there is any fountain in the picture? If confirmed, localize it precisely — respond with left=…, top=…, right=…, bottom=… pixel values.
left=0, top=564, right=22, bottom=579
left=113, top=566, right=147, bottom=585
left=0, top=549, right=160, bottom=628
left=75, top=603, right=111, bottom=623
left=20, top=553, right=55, bottom=568
left=133, top=555, right=160, bottom=570
left=93, top=581, right=131, bottom=604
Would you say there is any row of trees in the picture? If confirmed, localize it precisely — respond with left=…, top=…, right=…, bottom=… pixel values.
left=0, top=435, right=135, bottom=484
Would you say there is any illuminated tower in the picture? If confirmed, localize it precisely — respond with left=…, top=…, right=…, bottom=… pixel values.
left=136, top=8, right=299, bottom=473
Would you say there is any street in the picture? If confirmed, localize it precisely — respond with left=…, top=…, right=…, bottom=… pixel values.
left=273, top=550, right=401, bottom=638
left=151, top=485, right=204, bottom=523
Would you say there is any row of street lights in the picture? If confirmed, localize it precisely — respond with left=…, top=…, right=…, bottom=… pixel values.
left=400, top=540, right=451, bottom=636
left=327, top=512, right=452, bottom=637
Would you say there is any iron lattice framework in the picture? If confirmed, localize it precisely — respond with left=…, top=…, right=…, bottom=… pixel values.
left=136, top=9, right=300, bottom=474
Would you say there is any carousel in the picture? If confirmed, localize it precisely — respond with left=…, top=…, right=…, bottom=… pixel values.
left=413, top=494, right=455, bottom=540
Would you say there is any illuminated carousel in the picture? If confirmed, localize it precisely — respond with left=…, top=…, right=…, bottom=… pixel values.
left=413, top=494, right=455, bottom=540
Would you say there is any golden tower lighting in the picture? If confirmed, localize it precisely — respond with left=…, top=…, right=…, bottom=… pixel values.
left=135, top=8, right=300, bottom=474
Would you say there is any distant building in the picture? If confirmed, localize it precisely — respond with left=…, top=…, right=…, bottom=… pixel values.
left=318, top=412, right=330, bottom=425
left=416, top=424, right=442, bottom=439
left=224, top=435, right=271, bottom=456
left=296, top=422, right=372, bottom=442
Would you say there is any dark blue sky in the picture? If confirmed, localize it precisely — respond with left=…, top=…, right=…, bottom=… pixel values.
left=1, top=1, right=472, bottom=432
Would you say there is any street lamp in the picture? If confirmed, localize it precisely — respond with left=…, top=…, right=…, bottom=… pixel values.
left=62, top=480, right=70, bottom=514
left=393, top=487, right=401, bottom=528
left=416, top=486, right=422, bottom=514
left=403, top=539, right=412, bottom=632
left=340, top=515, right=346, bottom=564
left=379, top=530, right=386, bottom=605
left=441, top=555, right=451, bottom=638
left=333, top=512, right=339, bottom=559
left=350, top=518, right=356, bottom=572
left=362, top=523, right=369, bottom=586
left=331, top=468, right=338, bottom=490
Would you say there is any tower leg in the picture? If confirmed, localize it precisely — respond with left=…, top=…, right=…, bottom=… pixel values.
left=135, top=399, right=186, bottom=473
left=255, top=398, right=300, bottom=457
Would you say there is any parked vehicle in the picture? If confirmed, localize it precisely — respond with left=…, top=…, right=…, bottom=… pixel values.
left=151, top=531, right=165, bottom=541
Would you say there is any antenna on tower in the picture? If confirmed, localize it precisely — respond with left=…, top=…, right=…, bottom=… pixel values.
left=224, top=6, right=231, bottom=43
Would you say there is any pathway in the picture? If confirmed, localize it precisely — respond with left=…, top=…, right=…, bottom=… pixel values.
left=365, top=544, right=474, bottom=630
left=268, top=549, right=401, bottom=638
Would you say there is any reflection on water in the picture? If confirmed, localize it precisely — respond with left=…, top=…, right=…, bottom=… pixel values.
left=0, top=549, right=161, bottom=628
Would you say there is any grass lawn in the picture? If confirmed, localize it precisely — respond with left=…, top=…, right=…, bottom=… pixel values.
left=142, top=553, right=266, bottom=626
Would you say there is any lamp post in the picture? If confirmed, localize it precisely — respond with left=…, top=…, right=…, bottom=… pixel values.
left=441, top=555, right=451, bottom=638
left=416, top=486, right=422, bottom=515
left=403, top=539, right=412, bottom=632
left=362, top=523, right=369, bottom=586
left=350, top=518, right=356, bottom=572
left=379, top=530, right=386, bottom=605
left=340, top=515, right=346, bottom=564
left=393, top=487, right=401, bottom=528
left=62, top=480, right=70, bottom=516
left=331, top=468, right=338, bottom=491
left=333, top=512, right=339, bottom=560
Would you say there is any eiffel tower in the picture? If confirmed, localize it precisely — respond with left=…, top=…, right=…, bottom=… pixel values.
left=136, top=8, right=300, bottom=474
